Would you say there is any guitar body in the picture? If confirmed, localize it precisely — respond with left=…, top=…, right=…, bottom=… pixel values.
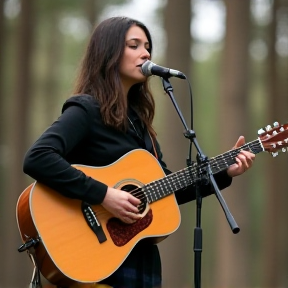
left=16, top=149, right=181, bottom=286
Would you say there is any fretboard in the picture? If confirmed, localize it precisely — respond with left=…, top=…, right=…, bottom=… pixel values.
left=142, top=138, right=263, bottom=203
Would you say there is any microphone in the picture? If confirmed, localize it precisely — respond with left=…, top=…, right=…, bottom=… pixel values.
left=141, top=60, right=186, bottom=79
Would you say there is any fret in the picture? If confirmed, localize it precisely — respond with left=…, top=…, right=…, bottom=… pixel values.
left=143, top=139, right=265, bottom=204
left=166, top=177, right=175, bottom=191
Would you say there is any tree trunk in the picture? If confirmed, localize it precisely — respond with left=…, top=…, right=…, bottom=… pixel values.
left=262, top=0, right=288, bottom=286
left=83, top=0, right=99, bottom=28
left=0, top=0, right=5, bottom=133
left=0, top=0, right=7, bottom=253
left=213, top=1, right=251, bottom=287
left=0, top=0, right=36, bottom=287
left=0, top=0, right=7, bottom=217
left=158, top=0, right=192, bottom=287
left=42, top=11, right=63, bottom=125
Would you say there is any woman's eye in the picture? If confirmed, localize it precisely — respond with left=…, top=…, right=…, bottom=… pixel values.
left=129, top=45, right=138, bottom=49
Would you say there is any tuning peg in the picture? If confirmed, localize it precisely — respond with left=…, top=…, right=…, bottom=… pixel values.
left=282, top=148, right=287, bottom=152
left=266, top=125, right=272, bottom=131
left=273, top=130, right=278, bottom=135
left=271, top=152, right=279, bottom=157
left=258, top=128, right=265, bottom=135
left=273, top=122, right=279, bottom=127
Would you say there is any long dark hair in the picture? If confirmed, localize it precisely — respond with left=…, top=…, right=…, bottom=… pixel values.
left=73, top=16, right=156, bottom=137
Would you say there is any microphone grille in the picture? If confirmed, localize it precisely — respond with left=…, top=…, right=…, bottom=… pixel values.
left=141, top=60, right=153, bottom=76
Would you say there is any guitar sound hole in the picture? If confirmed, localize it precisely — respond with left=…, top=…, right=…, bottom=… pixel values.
left=121, top=185, right=147, bottom=214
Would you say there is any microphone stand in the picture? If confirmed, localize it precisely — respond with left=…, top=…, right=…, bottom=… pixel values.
left=161, top=77, right=240, bottom=288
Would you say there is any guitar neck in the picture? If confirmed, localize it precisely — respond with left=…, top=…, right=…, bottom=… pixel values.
left=209, top=138, right=263, bottom=174
left=143, top=138, right=263, bottom=203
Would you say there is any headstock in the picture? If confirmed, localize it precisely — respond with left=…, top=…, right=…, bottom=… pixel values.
left=258, top=122, right=288, bottom=157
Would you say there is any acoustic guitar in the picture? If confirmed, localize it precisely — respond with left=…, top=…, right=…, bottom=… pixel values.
left=16, top=122, right=288, bottom=287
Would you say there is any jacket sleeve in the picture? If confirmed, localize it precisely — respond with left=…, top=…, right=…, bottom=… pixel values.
left=154, top=139, right=233, bottom=205
left=23, top=96, right=108, bottom=205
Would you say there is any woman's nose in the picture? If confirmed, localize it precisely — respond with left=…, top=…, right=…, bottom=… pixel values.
left=141, top=49, right=150, bottom=60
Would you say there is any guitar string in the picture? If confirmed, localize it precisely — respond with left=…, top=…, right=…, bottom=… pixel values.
left=134, top=140, right=262, bottom=203
left=113, top=140, right=263, bottom=205
left=128, top=116, right=260, bottom=198
left=94, top=140, right=265, bottom=217
left=96, top=137, right=283, bottom=217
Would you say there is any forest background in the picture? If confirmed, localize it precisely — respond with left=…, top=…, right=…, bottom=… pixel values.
left=0, top=0, right=288, bottom=287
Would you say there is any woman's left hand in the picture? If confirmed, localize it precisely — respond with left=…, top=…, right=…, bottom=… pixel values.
left=227, top=136, right=256, bottom=177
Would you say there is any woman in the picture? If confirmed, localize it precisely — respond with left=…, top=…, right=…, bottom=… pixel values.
left=23, top=17, right=255, bottom=288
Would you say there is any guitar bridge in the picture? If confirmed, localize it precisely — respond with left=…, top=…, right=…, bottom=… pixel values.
left=81, top=202, right=107, bottom=243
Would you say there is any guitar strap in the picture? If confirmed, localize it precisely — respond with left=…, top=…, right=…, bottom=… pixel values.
left=144, top=128, right=158, bottom=159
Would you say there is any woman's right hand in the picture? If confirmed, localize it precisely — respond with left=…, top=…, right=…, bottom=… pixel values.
left=101, top=187, right=142, bottom=224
